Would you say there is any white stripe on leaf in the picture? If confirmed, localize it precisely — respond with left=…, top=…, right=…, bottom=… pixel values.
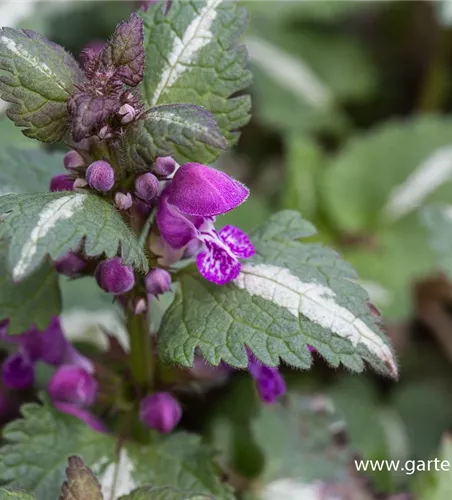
left=246, top=36, right=333, bottom=108
left=13, top=194, right=86, bottom=280
left=151, top=0, right=222, bottom=105
left=235, top=263, right=397, bottom=377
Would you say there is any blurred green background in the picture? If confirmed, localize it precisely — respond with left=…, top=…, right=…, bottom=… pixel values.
left=4, top=1, right=452, bottom=498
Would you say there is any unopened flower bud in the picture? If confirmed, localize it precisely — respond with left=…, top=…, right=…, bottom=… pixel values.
left=98, top=126, right=113, bottom=140
left=64, top=151, right=85, bottom=171
left=134, top=298, right=147, bottom=315
left=145, top=268, right=171, bottom=296
left=73, top=178, right=88, bottom=191
left=48, top=365, right=98, bottom=406
left=153, top=156, right=176, bottom=177
left=50, top=174, right=74, bottom=192
left=135, top=172, right=159, bottom=202
left=248, top=352, right=286, bottom=404
left=2, top=353, right=34, bottom=390
left=118, top=104, right=136, bottom=125
left=54, top=402, right=107, bottom=433
left=139, top=392, right=182, bottom=433
left=95, top=257, right=135, bottom=295
left=55, top=251, right=86, bottom=277
left=86, top=160, right=115, bottom=192
left=115, top=192, right=133, bottom=211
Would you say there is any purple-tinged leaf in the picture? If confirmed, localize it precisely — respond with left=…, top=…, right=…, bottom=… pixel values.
left=60, top=456, right=102, bottom=500
left=68, top=92, right=120, bottom=142
left=102, top=13, right=145, bottom=87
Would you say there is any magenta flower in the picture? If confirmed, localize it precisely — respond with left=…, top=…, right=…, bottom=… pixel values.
left=49, top=174, right=74, bottom=192
left=95, top=257, right=135, bottom=295
left=48, top=366, right=98, bottom=406
left=85, top=160, right=115, bottom=192
left=2, top=352, right=34, bottom=390
left=168, top=163, right=249, bottom=217
left=54, top=402, right=107, bottom=433
left=156, top=163, right=254, bottom=285
left=247, top=352, right=286, bottom=404
left=139, top=392, right=182, bottom=433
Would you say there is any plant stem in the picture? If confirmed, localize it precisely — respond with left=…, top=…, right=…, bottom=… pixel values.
left=127, top=309, right=153, bottom=391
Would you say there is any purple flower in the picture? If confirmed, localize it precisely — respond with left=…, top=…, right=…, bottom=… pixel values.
left=64, top=151, right=85, bottom=171
left=248, top=353, right=286, bottom=404
left=95, top=258, right=135, bottom=295
left=49, top=174, right=74, bottom=192
left=145, top=268, right=171, bottom=296
left=54, top=402, right=107, bottom=433
left=55, top=251, right=87, bottom=277
left=139, top=392, right=182, bottom=433
left=135, top=172, right=159, bottom=202
left=85, top=160, right=115, bottom=192
left=153, top=156, right=176, bottom=177
left=115, top=192, right=133, bottom=211
left=157, top=190, right=254, bottom=285
left=48, top=366, right=98, bottom=406
left=118, top=103, right=136, bottom=124
left=168, top=163, right=249, bottom=217
left=2, top=352, right=34, bottom=390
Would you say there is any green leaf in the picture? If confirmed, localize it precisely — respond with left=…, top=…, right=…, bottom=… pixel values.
left=159, top=211, right=397, bottom=378
left=120, top=488, right=209, bottom=500
left=0, top=489, right=34, bottom=500
left=281, top=135, right=324, bottom=219
left=421, top=204, right=452, bottom=275
left=416, top=435, right=452, bottom=500
left=322, top=116, right=452, bottom=318
left=130, top=433, right=234, bottom=500
left=140, top=0, right=252, bottom=164
left=123, top=104, right=227, bottom=170
left=0, top=192, right=148, bottom=281
left=0, top=240, right=61, bottom=335
left=0, top=28, right=83, bottom=142
left=0, top=117, right=35, bottom=149
left=0, top=399, right=116, bottom=500
left=0, top=148, right=64, bottom=195
left=60, top=456, right=103, bottom=500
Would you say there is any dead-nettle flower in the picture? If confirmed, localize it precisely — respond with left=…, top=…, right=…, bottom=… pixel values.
left=95, top=257, right=135, bottom=295
left=156, top=162, right=254, bottom=285
left=152, top=156, right=177, bottom=178
left=247, top=352, right=286, bottom=404
left=48, top=365, right=98, bottom=407
left=85, top=160, right=115, bottom=192
left=54, top=402, right=107, bottom=433
left=139, top=392, right=182, bottom=433
left=1, top=317, right=94, bottom=391
left=54, top=251, right=87, bottom=278
left=49, top=174, right=74, bottom=193
left=64, top=150, right=85, bottom=171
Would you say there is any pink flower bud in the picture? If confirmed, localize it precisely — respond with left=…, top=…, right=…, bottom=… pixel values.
left=139, top=392, right=182, bottom=433
left=115, top=192, right=133, bottom=211
left=145, top=268, right=171, bottom=296
left=95, top=257, right=135, bottom=295
left=50, top=174, right=74, bottom=192
left=153, top=156, right=176, bottom=177
left=73, top=178, right=88, bottom=190
left=85, top=160, right=115, bottom=192
left=135, top=172, right=159, bottom=201
left=134, top=298, right=147, bottom=315
left=98, top=126, right=113, bottom=140
left=64, top=151, right=85, bottom=171
left=118, top=104, right=136, bottom=124
left=55, top=251, right=86, bottom=277
left=48, top=365, right=98, bottom=406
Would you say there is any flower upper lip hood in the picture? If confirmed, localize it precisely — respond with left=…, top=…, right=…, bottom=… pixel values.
left=168, top=163, right=249, bottom=217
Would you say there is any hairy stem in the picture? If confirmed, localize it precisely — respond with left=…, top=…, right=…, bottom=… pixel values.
left=127, top=307, right=154, bottom=391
